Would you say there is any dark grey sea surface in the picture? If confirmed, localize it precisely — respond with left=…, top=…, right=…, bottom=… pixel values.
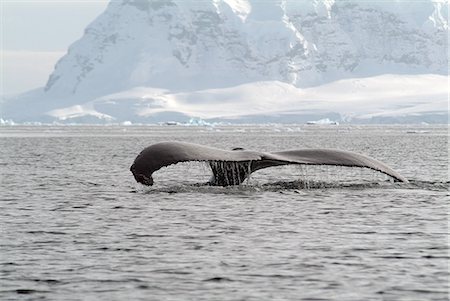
left=0, top=125, right=448, bottom=301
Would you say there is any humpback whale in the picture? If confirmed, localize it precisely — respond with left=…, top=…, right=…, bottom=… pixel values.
left=130, top=141, right=408, bottom=186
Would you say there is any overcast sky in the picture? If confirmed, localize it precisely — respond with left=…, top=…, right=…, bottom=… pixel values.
left=1, top=0, right=109, bottom=95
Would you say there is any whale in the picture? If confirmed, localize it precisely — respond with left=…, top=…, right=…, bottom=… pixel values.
left=130, top=141, right=408, bottom=186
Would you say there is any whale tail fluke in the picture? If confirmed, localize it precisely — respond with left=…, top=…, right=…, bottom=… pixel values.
left=130, top=142, right=408, bottom=186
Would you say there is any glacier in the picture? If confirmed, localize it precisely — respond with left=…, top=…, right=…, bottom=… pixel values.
left=1, top=0, right=448, bottom=124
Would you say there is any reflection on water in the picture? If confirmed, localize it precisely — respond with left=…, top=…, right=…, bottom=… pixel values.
left=0, top=125, right=448, bottom=301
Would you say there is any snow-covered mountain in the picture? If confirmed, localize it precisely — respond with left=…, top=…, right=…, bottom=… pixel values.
left=2, top=0, right=448, bottom=123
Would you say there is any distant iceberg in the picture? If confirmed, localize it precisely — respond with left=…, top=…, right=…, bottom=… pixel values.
left=0, top=118, right=15, bottom=126
left=306, top=118, right=339, bottom=125
left=186, top=118, right=215, bottom=127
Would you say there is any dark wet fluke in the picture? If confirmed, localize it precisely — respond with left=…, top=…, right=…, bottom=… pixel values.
left=131, top=141, right=408, bottom=186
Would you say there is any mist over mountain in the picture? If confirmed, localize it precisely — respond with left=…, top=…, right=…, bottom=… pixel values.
left=2, top=0, right=448, bottom=124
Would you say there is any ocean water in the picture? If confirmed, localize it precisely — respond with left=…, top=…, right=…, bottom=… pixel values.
left=0, top=125, right=448, bottom=301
